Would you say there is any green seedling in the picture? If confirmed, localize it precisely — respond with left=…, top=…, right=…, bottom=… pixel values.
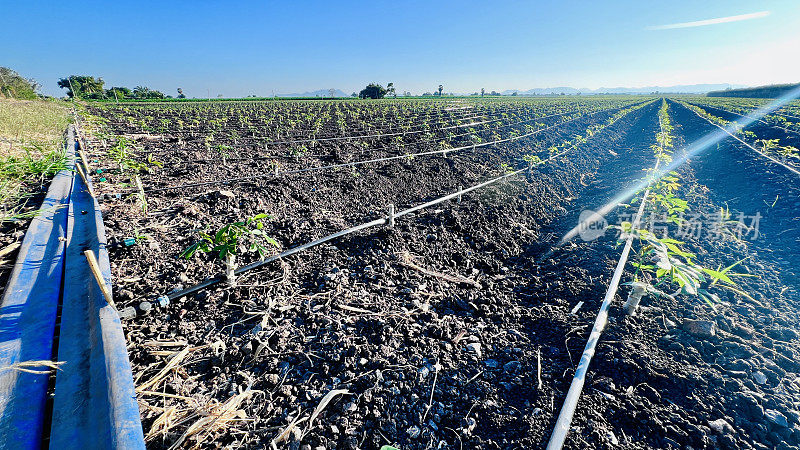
left=620, top=99, right=748, bottom=314
left=181, top=214, right=280, bottom=286
left=215, top=144, right=233, bottom=162
left=523, top=154, right=543, bottom=167
left=778, top=145, right=799, bottom=161
left=107, top=136, right=161, bottom=176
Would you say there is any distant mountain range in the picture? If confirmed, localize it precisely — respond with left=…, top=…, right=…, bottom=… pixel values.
left=501, top=84, right=747, bottom=95
left=276, top=89, right=349, bottom=98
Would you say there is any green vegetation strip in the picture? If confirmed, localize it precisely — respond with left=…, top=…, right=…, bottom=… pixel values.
left=0, top=99, right=72, bottom=222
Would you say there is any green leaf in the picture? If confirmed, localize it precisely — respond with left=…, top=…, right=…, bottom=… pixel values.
left=664, top=242, right=695, bottom=258
left=656, top=258, right=672, bottom=271
left=701, top=267, right=734, bottom=286
left=674, top=269, right=698, bottom=295
left=215, top=226, right=227, bottom=242
left=180, top=241, right=202, bottom=259
left=698, top=289, right=720, bottom=306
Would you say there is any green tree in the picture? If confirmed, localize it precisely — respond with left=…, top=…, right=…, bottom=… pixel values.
left=0, top=67, right=40, bottom=99
left=106, top=86, right=132, bottom=100
left=177, top=88, right=186, bottom=99
left=132, top=86, right=165, bottom=99
left=359, top=83, right=387, bottom=99
left=387, top=82, right=396, bottom=98
left=438, top=84, right=443, bottom=96
left=57, top=75, right=106, bottom=99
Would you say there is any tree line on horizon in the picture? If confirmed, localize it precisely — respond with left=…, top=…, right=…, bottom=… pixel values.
left=707, top=82, right=800, bottom=99
left=0, top=67, right=187, bottom=101
left=18, top=65, right=788, bottom=102
left=1, top=68, right=484, bottom=102
left=0, top=67, right=40, bottom=99
left=57, top=75, right=184, bottom=100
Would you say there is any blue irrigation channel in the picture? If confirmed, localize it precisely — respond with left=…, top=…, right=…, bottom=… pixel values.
left=0, top=126, right=144, bottom=449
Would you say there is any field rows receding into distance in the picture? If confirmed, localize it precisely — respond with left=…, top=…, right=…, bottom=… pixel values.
left=77, top=95, right=800, bottom=449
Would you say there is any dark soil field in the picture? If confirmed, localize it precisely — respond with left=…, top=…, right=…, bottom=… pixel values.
left=76, top=97, right=800, bottom=450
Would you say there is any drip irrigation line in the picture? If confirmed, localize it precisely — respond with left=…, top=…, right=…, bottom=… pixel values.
left=134, top=107, right=588, bottom=167
left=774, top=111, right=800, bottom=121
left=129, top=105, right=542, bottom=156
left=110, top=106, right=494, bottom=141
left=136, top=105, right=617, bottom=194
left=118, top=101, right=640, bottom=172
left=686, top=106, right=800, bottom=177
left=734, top=107, right=800, bottom=122
left=124, top=109, right=507, bottom=157
left=253, top=109, right=572, bottom=145
left=160, top=156, right=526, bottom=303
left=295, top=110, right=492, bottom=136
left=154, top=100, right=651, bottom=305
left=701, top=103, right=800, bottom=122
left=547, top=104, right=665, bottom=450
left=686, top=102, right=800, bottom=137
left=131, top=112, right=492, bottom=158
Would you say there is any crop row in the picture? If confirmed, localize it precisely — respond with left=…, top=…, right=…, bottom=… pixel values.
left=87, top=97, right=643, bottom=146
left=677, top=100, right=800, bottom=171
left=684, top=96, right=800, bottom=132
left=79, top=98, right=654, bottom=307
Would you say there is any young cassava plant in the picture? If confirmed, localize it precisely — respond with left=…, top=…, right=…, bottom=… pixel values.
left=181, top=213, right=280, bottom=286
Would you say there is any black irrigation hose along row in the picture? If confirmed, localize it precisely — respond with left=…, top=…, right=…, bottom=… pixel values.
left=254, top=108, right=580, bottom=145
left=132, top=112, right=494, bottom=158
left=127, top=103, right=557, bottom=156
left=110, top=100, right=534, bottom=131
left=700, top=103, right=800, bottom=122
left=152, top=100, right=653, bottom=305
left=124, top=108, right=506, bottom=157
left=775, top=110, right=800, bottom=121
left=135, top=105, right=600, bottom=167
left=109, top=104, right=492, bottom=141
left=683, top=103, right=800, bottom=177
left=251, top=102, right=563, bottom=140
left=685, top=101, right=800, bottom=137
left=123, top=101, right=646, bottom=178
left=134, top=103, right=634, bottom=194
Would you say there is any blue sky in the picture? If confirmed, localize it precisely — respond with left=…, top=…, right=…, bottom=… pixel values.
left=5, top=0, right=800, bottom=97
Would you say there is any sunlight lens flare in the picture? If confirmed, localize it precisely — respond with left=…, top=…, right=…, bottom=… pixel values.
left=558, top=86, right=800, bottom=247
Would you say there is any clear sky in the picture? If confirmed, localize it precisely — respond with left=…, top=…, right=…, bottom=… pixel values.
left=5, top=0, right=800, bottom=98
